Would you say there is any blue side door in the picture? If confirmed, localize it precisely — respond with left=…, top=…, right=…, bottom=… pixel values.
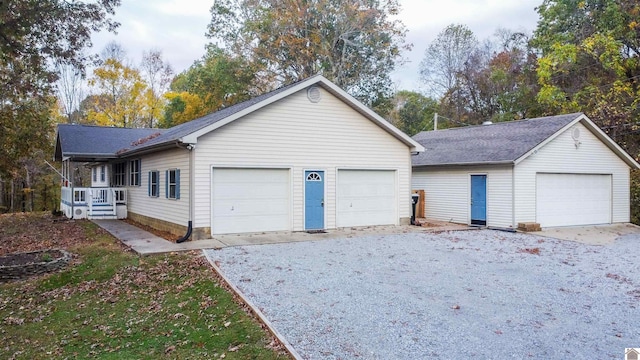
left=470, top=175, right=487, bottom=225
left=305, top=170, right=324, bottom=230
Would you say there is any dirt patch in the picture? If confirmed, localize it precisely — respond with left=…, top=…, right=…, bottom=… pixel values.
left=0, top=212, right=113, bottom=255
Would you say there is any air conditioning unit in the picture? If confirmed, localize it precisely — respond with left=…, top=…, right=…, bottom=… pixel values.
left=73, top=206, right=88, bottom=219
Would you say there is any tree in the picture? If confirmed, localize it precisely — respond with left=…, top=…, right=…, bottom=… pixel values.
left=86, top=43, right=148, bottom=128
left=141, top=50, right=173, bottom=127
left=160, top=92, right=208, bottom=128
left=56, top=61, right=86, bottom=124
left=386, top=91, right=437, bottom=135
left=419, top=24, right=477, bottom=98
left=0, top=0, right=119, bottom=180
left=454, top=30, right=542, bottom=124
left=168, top=45, right=258, bottom=117
left=533, top=0, right=640, bottom=153
left=207, top=0, right=410, bottom=105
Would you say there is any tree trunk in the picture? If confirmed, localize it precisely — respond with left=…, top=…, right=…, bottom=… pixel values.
left=10, top=179, right=15, bottom=212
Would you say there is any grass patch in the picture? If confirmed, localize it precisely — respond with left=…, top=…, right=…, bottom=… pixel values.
left=0, top=214, right=289, bottom=359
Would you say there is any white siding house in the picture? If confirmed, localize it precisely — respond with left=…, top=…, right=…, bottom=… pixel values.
left=411, top=113, right=639, bottom=229
left=55, top=75, right=423, bottom=239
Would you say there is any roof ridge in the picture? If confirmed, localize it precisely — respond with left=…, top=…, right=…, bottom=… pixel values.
left=414, top=112, right=583, bottom=138
left=57, top=123, right=168, bottom=131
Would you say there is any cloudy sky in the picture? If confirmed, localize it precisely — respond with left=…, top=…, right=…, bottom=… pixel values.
left=91, top=0, right=542, bottom=91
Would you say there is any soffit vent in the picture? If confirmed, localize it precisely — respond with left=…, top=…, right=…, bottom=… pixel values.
left=307, top=86, right=321, bottom=103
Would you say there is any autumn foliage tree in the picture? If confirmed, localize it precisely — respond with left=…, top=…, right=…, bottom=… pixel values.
left=85, top=43, right=173, bottom=128
left=0, top=0, right=119, bottom=211
left=87, top=57, right=147, bottom=127
left=419, top=26, right=542, bottom=125
left=161, top=45, right=257, bottom=127
left=533, top=0, right=640, bottom=146
left=207, top=0, right=410, bottom=105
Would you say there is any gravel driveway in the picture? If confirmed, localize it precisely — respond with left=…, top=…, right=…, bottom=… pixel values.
left=204, top=229, right=640, bottom=359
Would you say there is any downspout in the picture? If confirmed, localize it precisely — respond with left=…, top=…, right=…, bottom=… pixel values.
left=176, top=143, right=195, bottom=243
left=511, top=162, right=516, bottom=229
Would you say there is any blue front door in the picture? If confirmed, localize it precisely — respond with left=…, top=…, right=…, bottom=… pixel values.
left=305, top=170, right=324, bottom=230
left=470, top=175, right=487, bottom=225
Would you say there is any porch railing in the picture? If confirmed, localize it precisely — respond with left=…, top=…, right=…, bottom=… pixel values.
left=61, top=187, right=126, bottom=217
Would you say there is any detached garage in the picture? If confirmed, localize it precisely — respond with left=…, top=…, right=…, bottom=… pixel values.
left=412, top=113, right=639, bottom=229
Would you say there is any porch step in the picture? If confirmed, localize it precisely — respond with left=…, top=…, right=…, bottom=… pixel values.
left=88, top=214, right=117, bottom=220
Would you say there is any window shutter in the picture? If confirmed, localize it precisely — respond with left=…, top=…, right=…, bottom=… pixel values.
left=148, top=171, right=152, bottom=196
left=175, top=169, right=180, bottom=199
left=165, top=170, right=169, bottom=198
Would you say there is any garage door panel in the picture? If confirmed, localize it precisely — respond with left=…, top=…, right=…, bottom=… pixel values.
left=212, top=168, right=290, bottom=234
left=213, top=183, right=288, bottom=199
left=536, top=173, right=611, bottom=227
left=337, top=170, right=396, bottom=227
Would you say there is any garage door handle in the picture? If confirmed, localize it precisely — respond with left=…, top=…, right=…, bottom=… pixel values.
left=321, top=199, right=324, bottom=207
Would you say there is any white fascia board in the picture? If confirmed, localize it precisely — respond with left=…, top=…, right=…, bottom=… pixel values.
left=513, top=114, right=584, bottom=166
left=180, top=75, right=425, bottom=153
left=578, top=115, right=640, bottom=169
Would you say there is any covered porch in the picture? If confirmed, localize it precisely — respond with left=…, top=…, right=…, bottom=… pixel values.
left=60, top=186, right=127, bottom=220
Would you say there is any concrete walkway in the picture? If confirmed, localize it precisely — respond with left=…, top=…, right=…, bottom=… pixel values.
left=93, top=220, right=226, bottom=255
left=532, top=223, right=640, bottom=245
left=93, top=219, right=471, bottom=255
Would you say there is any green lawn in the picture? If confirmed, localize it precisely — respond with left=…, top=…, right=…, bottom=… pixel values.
left=0, top=215, right=289, bottom=359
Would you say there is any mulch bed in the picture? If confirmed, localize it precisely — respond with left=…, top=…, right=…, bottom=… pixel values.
left=0, top=249, right=64, bottom=267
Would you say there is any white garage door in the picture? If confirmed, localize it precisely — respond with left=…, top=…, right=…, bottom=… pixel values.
left=536, top=173, right=611, bottom=227
left=212, top=168, right=290, bottom=234
left=337, top=170, right=396, bottom=227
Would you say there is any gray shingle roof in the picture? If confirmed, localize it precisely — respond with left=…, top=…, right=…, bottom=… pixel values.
left=55, top=124, right=165, bottom=161
left=412, top=113, right=583, bottom=167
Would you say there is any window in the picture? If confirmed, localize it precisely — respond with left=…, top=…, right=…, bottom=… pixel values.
left=113, top=162, right=126, bottom=187
left=148, top=171, right=159, bottom=197
left=129, top=159, right=140, bottom=186
left=100, top=165, right=106, bottom=182
left=92, top=167, right=97, bottom=182
left=306, top=172, right=322, bottom=181
left=165, top=169, right=180, bottom=199
left=74, top=190, right=86, bottom=203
